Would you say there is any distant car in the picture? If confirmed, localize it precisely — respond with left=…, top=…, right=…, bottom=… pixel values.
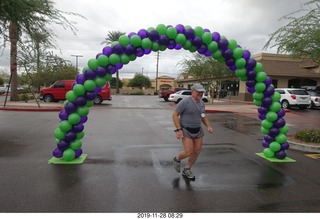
left=275, top=88, right=311, bottom=109
left=168, top=90, right=208, bottom=103
left=305, top=90, right=320, bottom=109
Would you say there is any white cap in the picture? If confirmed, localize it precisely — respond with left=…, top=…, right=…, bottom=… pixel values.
left=191, top=84, right=205, bottom=92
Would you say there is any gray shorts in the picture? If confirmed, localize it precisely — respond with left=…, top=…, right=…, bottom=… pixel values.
left=182, top=127, right=204, bottom=139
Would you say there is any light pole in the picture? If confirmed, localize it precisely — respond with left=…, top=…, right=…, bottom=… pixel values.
left=71, top=55, right=83, bottom=71
left=142, top=67, right=144, bottom=75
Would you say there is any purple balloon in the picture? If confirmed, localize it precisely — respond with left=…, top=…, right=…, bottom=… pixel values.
left=277, top=109, right=286, bottom=118
left=273, top=118, right=286, bottom=128
left=242, top=50, right=251, bottom=60
left=175, top=44, right=183, bottom=50
left=75, top=96, right=87, bottom=106
left=112, top=43, right=123, bottom=55
left=65, top=131, right=77, bottom=142
left=84, top=69, right=96, bottom=80
left=75, top=149, right=83, bottom=158
left=184, top=28, right=195, bottom=40
left=107, top=65, right=117, bottom=74
left=95, top=53, right=103, bottom=59
left=168, top=40, right=176, bottom=49
left=53, top=147, right=63, bottom=158
left=225, top=59, right=235, bottom=67
left=85, top=91, right=96, bottom=100
left=94, top=86, right=102, bottom=94
left=65, top=102, right=77, bottom=113
left=246, top=58, right=257, bottom=70
left=59, top=109, right=69, bottom=120
left=73, top=123, right=84, bottom=133
left=138, top=29, right=148, bottom=39
left=136, top=47, right=145, bottom=57
left=204, top=50, right=212, bottom=57
left=229, top=65, right=237, bottom=71
left=124, top=44, right=135, bottom=55
left=144, top=48, right=152, bottom=54
left=264, top=135, right=275, bottom=143
left=258, top=113, right=266, bottom=120
left=265, top=76, right=273, bottom=86
left=128, top=32, right=136, bottom=38
left=258, top=106, right=268, bottom=114
left=95, top=67, right=107, bottom=77
left=203, top=28, right=210, bottom=33
left=262, top=140, right=270, bottom=148
left=269, top=128, right=280, bottom=137
left=247, top=87, right=255, bottom=94
left=192, top=36, right=203, bottom=48
left=57, top=140, right=69, bottom=150
left=246, top=70, right=256, bottom=80
left=263, top=86, right=275, bottom=97
left=222, top=49, right=233, bottom=59
left=175, top=24, right=185, bottom=34
left=76, top=74, right=86, bottom=84
left=281, top=142, right=289, bottom=150
left=218, top=38, right=228, bottom=50
left=262, top=97, right=272, bottom=107
left=148, top=29, right=159, bottom=41
left=159, top=35, right=169, bottom=46
left=115, top=62, right=123, bottom=70
left=212, top=32, right=220, bottom=42
left=102, top=46, right=113, bottom=56
left=197, top=45, right=208, bottom=54
left=80, top=116, right=88, bottom=123
left=275, top=150, right=287, bottom=159
left=246, top=80, right=255, bottom=88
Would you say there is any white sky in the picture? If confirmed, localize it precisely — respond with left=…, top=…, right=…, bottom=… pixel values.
left=0, top=0, right=310, bottom=79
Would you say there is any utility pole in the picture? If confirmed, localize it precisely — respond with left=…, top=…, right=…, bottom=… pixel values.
left=71, top=55, right=83, bottom=71
left=155, top=51, right=160, bottom=93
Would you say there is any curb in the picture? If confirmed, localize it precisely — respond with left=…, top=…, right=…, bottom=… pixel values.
left=288, top=140, right=320, bottom=153
left=0, top=107, right=62, bottom=112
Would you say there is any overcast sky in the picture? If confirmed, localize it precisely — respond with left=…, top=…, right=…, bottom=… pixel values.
left=0, top=0, right=310, bottom=79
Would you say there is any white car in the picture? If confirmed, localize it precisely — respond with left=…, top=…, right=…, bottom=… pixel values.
left=168, top=90, right=208, bottom=103
left=275, top=88, right=311, bottom=109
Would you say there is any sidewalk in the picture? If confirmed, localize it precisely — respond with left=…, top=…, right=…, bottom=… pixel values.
left=0, top=99, right=62, bottom=111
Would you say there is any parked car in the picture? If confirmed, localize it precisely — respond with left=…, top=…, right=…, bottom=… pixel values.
left=158, top=87, right=187, bottom=101
left=168, top=90, right=208, bottom=103
left=305, top=90, right=320, bottom=109
left=39, top=80, right=112, bottom=104
left=275, top=88, right=311, bottom=109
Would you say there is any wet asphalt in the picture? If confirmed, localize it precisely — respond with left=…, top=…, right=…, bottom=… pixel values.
left=0, top=95, right=319, bottom=213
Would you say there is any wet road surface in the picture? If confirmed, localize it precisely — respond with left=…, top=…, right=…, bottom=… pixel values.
left=0, top=95, right=319, bottom=212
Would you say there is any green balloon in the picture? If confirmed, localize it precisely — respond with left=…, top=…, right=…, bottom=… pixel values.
left=68, top=113, right=81, bottom=125
left=156, top=24, right=167, bottom=35
left=253, top=100, right=262, bottom=106
left=159, top=45, right=167, bottom=51
left=76, top=131, right=85, bottom=140
left=263, top=148, right=275, bottom=158
left=77, top=106, right=89, bottom=116
left=54, top=128, right=66, bottom=140
left=141, top=38, right=152, bottom=49
left=279, top=125, right=289, bottom=134
left=118, top=35, right=130, bottom=46
left=207, top=41, right=218, bottom=53
left=151, top=42, right=160, bottom=51
left=276, top=134, right=287, bottom=144
left=63, top=148, right=75, bottom=161
left=235, top=58, right=246, bottom=68
left=202, top=32, right=212, bottom=45
left=97, top=55, right=109, bottom=67
left=129, top=54, right=137, bottom=61
left=104, top=73, right=112, bottom=82
left=239, top=75, right=248, bottom=81
left=270, top=141, right=281, bottom=152
left=86, top=100, right=94, bottom=107
left=254, top=62, right=263, bottom=72
left=130, top=35, right=142, bottom=47
left=217, top=57, right=225, bottom=63
left=235, top=68, right=246, bottom=77
left=262, top=120, right=273, bottom=129
left=111, top=41, right=118, bottom=47
left=120, top=54, right=130, bottom=64
left=182, top=40, right=192, bottom=50
left=255, top=72, right=267, bottom=82
left=212, top=50, right=222, bottom=59
left=84, top=80, right=96, bottom=91
left=253, top=92, right=264, bottom=101
left=70, top=139, right=82, bottom=150
left=175, top=34, right=186, bottom=45
left=271, top=92, right=281, bottom=102
left=109, top=54, right=120, bottom=65
left=255, top=82, right=266, bottom=93
left=228, top=39, right=237, bottom=50
left=95, top=77, right=106, bottom=87
left=73, top=84, right=85, bottom=96
left=194, top=26, right=203, bottom=36
left=66, top=90, right=77, bottom=102
left=270, top=102, right=281, bottom=112
left=232, top=48, right=243, bottom=59
left=266, top=111, right=278, bottom=122
left=166, top=27, right=177, bottom=39
left=88, top=58, right=99, bottom=70
left=261, top=127, right=269, bottom=134
left=147, top=27, right=155, bottom=31
left=82, top=66, right=89, bottom=74
left=189, top=45, right=197, bottom=53
left=59, top=120, right=72, bottom=133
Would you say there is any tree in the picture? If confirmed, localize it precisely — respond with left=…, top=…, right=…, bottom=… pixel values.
left=0, top=0, right=84, bottom=101
left=128, top=73, right=151, bottom=89
left=110, top=77, right=123, bottom=89
left=102, top=30, right=126, bottom=94
left=263, top=0, right=320, bottom=64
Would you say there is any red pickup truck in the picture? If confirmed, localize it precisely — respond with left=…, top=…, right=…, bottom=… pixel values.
left=158, top=87, right=187, bottom=101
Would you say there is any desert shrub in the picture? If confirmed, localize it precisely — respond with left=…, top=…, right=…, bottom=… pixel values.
left=295, top=129, right=320, bottom=143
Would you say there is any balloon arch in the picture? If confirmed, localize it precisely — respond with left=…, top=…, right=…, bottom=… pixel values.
left=49, top=24, right=294, bottom=164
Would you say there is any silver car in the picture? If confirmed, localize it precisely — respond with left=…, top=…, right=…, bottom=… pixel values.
left=275, top=88, right=311, bottom=109
left=168, top=90, right=208, bottom=103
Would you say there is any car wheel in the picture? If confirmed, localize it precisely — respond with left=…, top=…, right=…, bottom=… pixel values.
left=176, top=98, right=182, bottom=104
left=202, top=98, right=208, bottom=102
left=43, top=94, right=54, bottom=102
left=307, top=102, right=315, bottom=109
left=164, top=96, right=169, bottom=101
left=93, top=95, right=103, bottom=104
left=281, top=100, right=290, bottom=109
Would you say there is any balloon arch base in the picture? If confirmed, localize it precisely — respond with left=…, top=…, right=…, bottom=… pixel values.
left=256, top=153, right=296, bottom=162
left=48, top=154, right=87, bottom=164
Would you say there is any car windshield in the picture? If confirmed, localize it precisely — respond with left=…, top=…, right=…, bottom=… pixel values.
left=289, top=90, right=309, bottom=95
left=307, top=91, right=320, bottom=96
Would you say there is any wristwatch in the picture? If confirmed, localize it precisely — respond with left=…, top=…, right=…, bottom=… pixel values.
left=174, top=128, right=183, bottom=132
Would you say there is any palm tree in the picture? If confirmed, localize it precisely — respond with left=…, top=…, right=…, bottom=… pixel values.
left=102, top=30, right=126, bottom=94
left=0, top=0, right=84, bottom=101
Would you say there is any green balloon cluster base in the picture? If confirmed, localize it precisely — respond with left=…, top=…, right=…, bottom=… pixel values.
left=256, top=153, right=296, bottom=162
left=48, top=154, right=87, bottom=164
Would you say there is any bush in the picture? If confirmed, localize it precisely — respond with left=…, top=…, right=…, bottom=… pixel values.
left=130, top=91, right=144, bottom=95
left=295, top=129, right=320, bottom=143
left=19, top=94, right=29, bottom=102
